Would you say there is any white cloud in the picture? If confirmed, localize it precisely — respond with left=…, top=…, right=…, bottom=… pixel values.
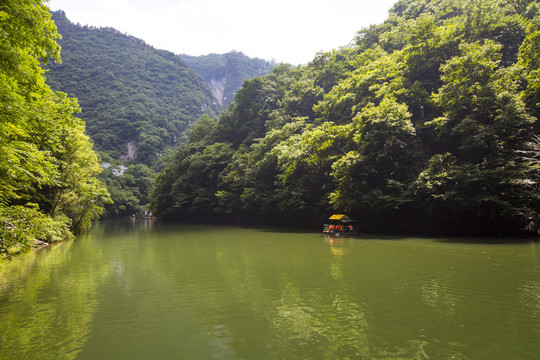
left=48, top=0, right=396, bottom=64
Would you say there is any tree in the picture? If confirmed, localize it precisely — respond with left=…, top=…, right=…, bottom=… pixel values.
left=330, top=97, right=420, bottom=232
left=415, top=40, right=537, bottom=234
left=0, top=0, right=61, bottom=205
left=216, top=119, right=308, bottom=224
left=0, top=0, right=109, bottom=258
left=314, top=48, right=406, bottom=125
left=217, top=65, right=299, bottom=145
left=150, top=142, right=234, bottom=222
left=272, top=122, right=354, bottom=226
left=99, top=164, right=155, bottom=218
left=148, top=0, right=540, bottom=236
left=519, top=4, right=540, bottom=122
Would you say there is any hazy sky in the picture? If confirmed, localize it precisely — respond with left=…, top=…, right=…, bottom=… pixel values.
left=47, top=0, right=397, bottom=65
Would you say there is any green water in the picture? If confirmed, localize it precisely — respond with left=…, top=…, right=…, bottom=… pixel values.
left=1, top=221, right=539, bottom=360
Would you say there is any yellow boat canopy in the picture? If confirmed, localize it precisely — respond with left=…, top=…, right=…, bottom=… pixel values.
left=329, top=214, right=350, bottom=220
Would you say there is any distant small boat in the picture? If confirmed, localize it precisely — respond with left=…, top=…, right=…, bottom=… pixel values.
left=323, top=214, right=358, bottom=235
left=130, top=210, right=155, bottom=220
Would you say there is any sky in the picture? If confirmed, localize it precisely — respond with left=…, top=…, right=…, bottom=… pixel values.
left=47, top=0, right=397, bottom=65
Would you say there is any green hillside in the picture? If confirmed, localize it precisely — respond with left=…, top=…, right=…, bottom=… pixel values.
left=43, top=12, right=278, bottom=220
left=179, top=52, right=275, bottom=108
left=45, top=11, right=219, bottom=166
left=151, top=0, right=540, bottom=236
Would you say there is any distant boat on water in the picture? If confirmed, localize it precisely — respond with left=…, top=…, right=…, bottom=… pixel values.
left=131, top=210, right=155, bottom=219
left=323, top=214, right=358, bottom=235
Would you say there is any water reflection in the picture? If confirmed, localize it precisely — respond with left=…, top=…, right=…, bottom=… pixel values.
left=0, top=238, right=110, bottom=360
left=129, top=216, right=156, bottom=230
left=270, top=286, right=370, bottom=359
left=1, top=223, right=539, bottom=359
left=421, top=278, right=457, bottom=318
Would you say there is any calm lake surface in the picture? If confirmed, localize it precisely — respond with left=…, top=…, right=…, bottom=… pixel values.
left=1, top=220, right=539, bottom=360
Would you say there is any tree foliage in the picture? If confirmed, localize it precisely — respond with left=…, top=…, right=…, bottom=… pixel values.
left=151, top=0, right=539, bottom=236
left=98, top=164, right=155, bottom=219
left=0, top=1, right=109, bottom=259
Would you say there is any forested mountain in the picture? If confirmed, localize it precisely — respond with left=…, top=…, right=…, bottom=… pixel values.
left=0, top=1, right=110, bottom=259
left=45, top=11, right=219, bottom=166
left=179, top=52, right=275, bottom=108
left=151, top=0, right=540, bottom=236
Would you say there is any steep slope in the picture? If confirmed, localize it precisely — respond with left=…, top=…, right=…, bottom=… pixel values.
left=179, top=51, right=275, bottom=108
left=45, top=11, right=219, bottom=166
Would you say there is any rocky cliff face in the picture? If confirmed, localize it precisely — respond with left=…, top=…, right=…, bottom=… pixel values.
left=179, top=51, right=275, bottom=109
left=208, top=78, right=227, bottom=107
left=119, top=141, right=137, bottom=162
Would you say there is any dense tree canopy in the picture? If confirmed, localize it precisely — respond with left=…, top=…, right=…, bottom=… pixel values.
left=42, top=14, right=280, bottom=220
left=44, top=11, right=219, bottom=167
left=0, top=0, right=110, bottom=259
left=151, top=0, right=540, bottom=236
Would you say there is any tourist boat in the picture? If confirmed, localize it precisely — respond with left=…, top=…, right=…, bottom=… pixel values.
left=323, top=214, right=358, bottom=235
left=130, top=210, right=156, bottom=220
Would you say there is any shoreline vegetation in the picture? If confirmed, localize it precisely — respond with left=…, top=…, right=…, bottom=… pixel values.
left=0, top=0, right=110, bottom=261
left=150, top=0, right=540, bottom=237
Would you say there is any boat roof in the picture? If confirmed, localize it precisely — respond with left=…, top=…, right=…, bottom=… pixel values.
left=329, top=214, right=350, bottom=220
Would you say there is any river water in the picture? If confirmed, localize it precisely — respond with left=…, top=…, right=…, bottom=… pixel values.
left=1, top=220, right=539, bottom=359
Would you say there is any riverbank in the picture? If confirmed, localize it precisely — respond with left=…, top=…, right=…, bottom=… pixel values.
left=33, top=240, right=50, bottom=249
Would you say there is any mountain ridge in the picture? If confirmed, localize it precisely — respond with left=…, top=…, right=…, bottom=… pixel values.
left=179, top=52, right=275, bottom=109
left=46, top=11, right=217, bottom=166
left=45, top=11, right=276, bottom=166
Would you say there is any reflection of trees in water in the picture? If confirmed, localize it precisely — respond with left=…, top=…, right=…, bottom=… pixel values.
left=2, top=226, right=537, bottom=359
left=150, top=232, right=470, bottom=360
left=150, top=233, right=372, bottom=359
left=151, top=228, right=540, bottom=360
left=0, top=239, right=110, bottom=360
left=421, top=278, right=457, bottom=319
left=520, top=280, right=540, bottom=319
left=321, top=235, right=468, bottom=360
left=269, top=284, right=370, bottom=359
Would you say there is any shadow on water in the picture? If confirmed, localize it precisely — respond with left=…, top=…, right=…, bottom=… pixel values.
left=224, top=218, right=540, bottom=244
left=258, top=226, right=318, bottom=234
left=433, top=235, right=539, bottom=245
left=322, top=231, right=540, bottom=245
left=364, top=235, right=539, bottom=245
left=92, top=218, right=157, bottom=233
left=94, top=219, right=540, bottom=245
